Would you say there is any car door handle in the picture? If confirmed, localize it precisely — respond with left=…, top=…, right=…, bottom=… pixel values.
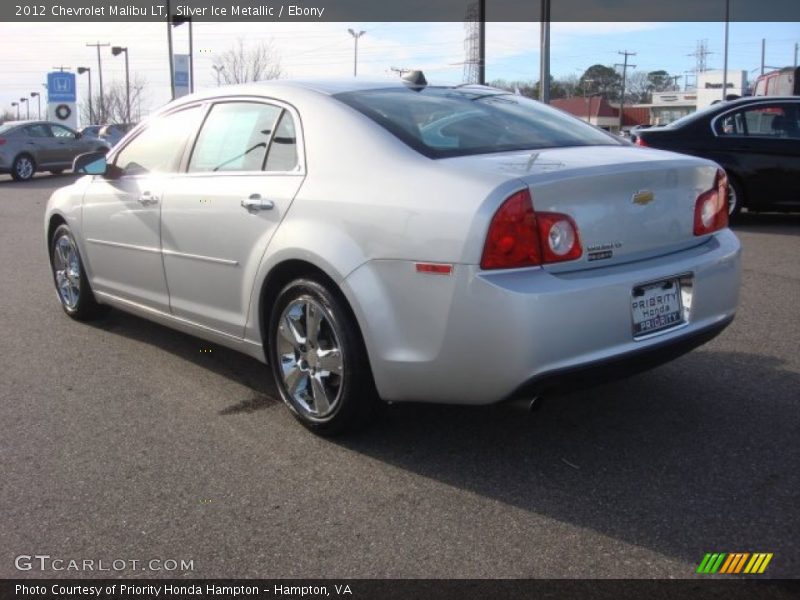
left=138, top=192, right=159, bottom=206
left=241, top=194, right=274, bottom=212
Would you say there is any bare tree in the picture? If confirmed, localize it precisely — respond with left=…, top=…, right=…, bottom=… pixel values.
left=212, top=38, right=283, bottom=85
left=79, top=73, right=148, bottom=125
left=0, top=109, right=16, bottom=123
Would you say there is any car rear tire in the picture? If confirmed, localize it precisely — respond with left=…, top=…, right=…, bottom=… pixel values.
left=11, top=154, right=35, bottom=181
left=727, top=174, right=744, bottom=218
left=50, top=224, right=106, bottom=321
left=268, top=278, right=377, bottom=436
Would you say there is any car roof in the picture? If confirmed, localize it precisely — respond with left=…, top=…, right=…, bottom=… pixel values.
left=164, top=79, right=498, bottom=110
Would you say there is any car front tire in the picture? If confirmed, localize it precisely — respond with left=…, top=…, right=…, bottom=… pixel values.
left=268, top=278, right=377, bottom=436
left=50, top=224, right=106, bottom=321
left=11, top=154, right=35, bottom=181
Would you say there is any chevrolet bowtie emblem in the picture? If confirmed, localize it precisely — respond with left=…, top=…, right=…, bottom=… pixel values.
left=632, top=190, right=655, bottom=205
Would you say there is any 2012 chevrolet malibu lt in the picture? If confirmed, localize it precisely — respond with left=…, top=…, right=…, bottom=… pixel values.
left=45, top=78, right=742, bottom=435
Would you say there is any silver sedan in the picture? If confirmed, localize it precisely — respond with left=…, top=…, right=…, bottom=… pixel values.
left=0, top=121, right=109, bottom=181
left=44, top=78, right=741, bottom=435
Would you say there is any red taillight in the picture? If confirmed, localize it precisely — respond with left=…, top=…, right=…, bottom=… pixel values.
left=693, top=169, right=729, bottom=236
left=635, top=136, right=648, bottom=147
left=0, top=138, right=6, bottom=146
left=480, top=189, right=582, bottom=270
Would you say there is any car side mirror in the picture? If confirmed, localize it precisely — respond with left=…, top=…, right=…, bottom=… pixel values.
left=75, top=131, right=82, bottom=139
left=73, top=151, right=108, bottom=176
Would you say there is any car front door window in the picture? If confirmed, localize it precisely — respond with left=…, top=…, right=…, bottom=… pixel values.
left=114, top=107, right=203, bottom=176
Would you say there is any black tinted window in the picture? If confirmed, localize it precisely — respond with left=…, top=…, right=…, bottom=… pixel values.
left=189, top=102, right=281, bottom=173
left=115, top=107, right=202, bottom=175
left=335, top=87, right=620, bottom=158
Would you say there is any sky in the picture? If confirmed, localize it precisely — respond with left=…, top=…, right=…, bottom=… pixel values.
left=0, top=20, right=797, bottom=121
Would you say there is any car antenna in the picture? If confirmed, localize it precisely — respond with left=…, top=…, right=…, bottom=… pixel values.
left=401, top=70, right=427, bottom=91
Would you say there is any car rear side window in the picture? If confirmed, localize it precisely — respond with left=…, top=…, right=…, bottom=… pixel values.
left=188, top=102, right=281, bottom=173
left=335, top=87, right=621, bottom=158
left=265, top=111, right=298, bottom=172
left=114, top=106, right=203, bottom=175
left=51, top=125, right=75, bottom=138
left=716, top=103, right=800, bottom=138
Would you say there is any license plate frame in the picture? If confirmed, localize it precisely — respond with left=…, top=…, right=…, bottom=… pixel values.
left=631, top=278, right=684, bottom=338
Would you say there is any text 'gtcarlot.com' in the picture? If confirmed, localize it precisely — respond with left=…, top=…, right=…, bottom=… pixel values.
left=14, top=554, right=194, bottom=572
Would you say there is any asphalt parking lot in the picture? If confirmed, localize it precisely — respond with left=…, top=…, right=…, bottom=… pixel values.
left=1, top=173, right=798, bottom=579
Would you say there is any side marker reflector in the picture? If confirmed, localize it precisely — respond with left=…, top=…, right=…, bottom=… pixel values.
left=415, top=263, right=453, bottom=275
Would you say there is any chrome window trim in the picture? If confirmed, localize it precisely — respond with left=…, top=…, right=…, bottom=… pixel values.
left=108, top=94, right=307, bottom=178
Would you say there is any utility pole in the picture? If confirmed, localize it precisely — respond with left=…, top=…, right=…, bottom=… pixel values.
left=167, top=0, right=175, bottom=99
left=539, top=0, right=551, bottom=103
left=794, top=42, right=798, bottom=70
left=722, top=0, right=730, bottom=102
left=86, top=42, right=109, bottom=122
left=615, top=50, right=636, bottom=133
left=760, top=38, right=765, bottom=75
left=478, top=0, right=485, bottom=85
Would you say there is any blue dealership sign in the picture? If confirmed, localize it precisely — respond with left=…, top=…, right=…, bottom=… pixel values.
left=47, top=72, right=77, bottom=102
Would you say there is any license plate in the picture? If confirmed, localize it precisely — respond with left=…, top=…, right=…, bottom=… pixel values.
left=631, top=279, right=683, bottom=337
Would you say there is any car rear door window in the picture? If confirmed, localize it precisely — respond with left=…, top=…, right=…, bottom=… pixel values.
left=265, top=111, right=298, bottom=172
left=716, top=103, right=800, bottom=138
left=188, top=102, right=281, bottom=173
left=114, top=106, right=203, bottom=175
left=50, top=125, right=75, bottom=139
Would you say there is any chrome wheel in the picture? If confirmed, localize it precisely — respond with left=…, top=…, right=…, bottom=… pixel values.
left=727, top=182, right=737, bottom=216
left=15, top=156, right=34, bottom=180
left=276, top=297, right=344, bottom=420
left=52, top=234, right=81, bottom=310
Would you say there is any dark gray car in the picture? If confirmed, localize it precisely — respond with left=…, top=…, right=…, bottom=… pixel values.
left=0, top=121, right=110, bottom=181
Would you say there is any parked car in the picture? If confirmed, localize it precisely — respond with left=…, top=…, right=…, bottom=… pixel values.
left=80, top=125, right=104, bottom=140
left=98, top=123, right=137, bottom=147
left=634, top=96, right=800, bottom=215
left=46, top=79, right=741, bottom=435
left=0, top=121, right=110, bottom=181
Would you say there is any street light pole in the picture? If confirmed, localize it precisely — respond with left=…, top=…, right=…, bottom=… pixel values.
left=12, top=102, right=19, bottom=120
left=86, top=42, right=110, bottom=121
left=112, top=46, right=131, bottom=123
left=20, top=98, right=29, bottom=120
left=347, top=29, right=366, bottom=77
left=77, top=67, right=93, bottom=124
left=30, top=92, right=41, bottom=120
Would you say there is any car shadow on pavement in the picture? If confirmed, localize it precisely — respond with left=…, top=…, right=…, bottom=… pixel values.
left=731, top=211, right=800, bottom=236
left=0, top=173, right=79, bottom=187
left=336, top=349, right=800, bottom=575
left=86, top=310, right=281, bottom=413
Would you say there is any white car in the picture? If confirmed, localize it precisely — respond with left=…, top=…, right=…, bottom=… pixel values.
left=45, top=77, right=741, bottom=435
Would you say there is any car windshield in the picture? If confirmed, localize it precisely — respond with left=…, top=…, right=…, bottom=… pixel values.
left=335, top=86, right=621, bottom=158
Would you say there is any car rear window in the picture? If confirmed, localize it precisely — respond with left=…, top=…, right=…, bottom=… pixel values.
left=335, top=86, right=621, bottom=158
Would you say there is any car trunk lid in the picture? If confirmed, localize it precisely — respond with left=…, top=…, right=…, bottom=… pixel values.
left=443, top=145, right=719, bottom=271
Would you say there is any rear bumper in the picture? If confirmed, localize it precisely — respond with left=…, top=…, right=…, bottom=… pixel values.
left=343, top=228, right=741, bottom=405
left=507, top=314, right=733, bottom=400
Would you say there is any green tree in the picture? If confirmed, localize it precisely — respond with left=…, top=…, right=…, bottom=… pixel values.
left=577, top=64, right=622, bottom=101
